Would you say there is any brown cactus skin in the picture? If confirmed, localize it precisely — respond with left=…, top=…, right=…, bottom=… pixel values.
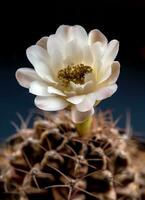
left=0, top=111, right=145, bottom=200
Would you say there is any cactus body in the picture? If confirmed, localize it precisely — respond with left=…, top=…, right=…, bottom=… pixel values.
left=0, top=111, right=145, bottom=200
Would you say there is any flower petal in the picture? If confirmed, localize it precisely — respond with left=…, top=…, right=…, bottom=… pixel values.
left=65, top=40, right=83, bottom=64
left=47, top=86, right=66, bottom=96
left=83, top=45, right=93, bottom=66
left=88, top=29, right=108, bottom=46
left=102, top=40, right=119, bottom=66
left=69, top=79, right=96, bottom=96
left=26, top=45, right=56, bottom=83
left=76, top=84, right=117, bottom=112
left=71, top=106, right=94, bottom=123
left=69, top=25, right=88, bottom=42
left=16, top=68, right=40, bottom=88
left=76, top=93, right=96, bottom=112
left=97, top=61, right=120, bottom=84
left=97, top=40, right=119, bottom=84
left=36, top=37, right=48, bottom=49
left=91, top=42, right=103, bottom=69
left=67, top=95, right=86, bottom=104
left=69, top=81, right=84, bottom=94
left=103, top=61, right=120, bottom=85
left=94, top=84, right=118, bottom=100
left=97, top=65, right=112, bottom=84
left=47, top=34, right=65, bottom=57
left=47, top=35, right=64, bottom=73
left=97, top=40, right=119, bottom=83
left=56, top=25, right=88, bottom=45
left=35, top=96, right=69, bottom=111
left=50, top=50, right=63, bottom=74
left=83, top=80, right=96, bottom=93
left=29, top=81, right=49, bottom=96
left=55, top=25, right=70, bottom=41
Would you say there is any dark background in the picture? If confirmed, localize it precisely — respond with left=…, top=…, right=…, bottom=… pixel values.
left=0, top=0, right=145, bottom=139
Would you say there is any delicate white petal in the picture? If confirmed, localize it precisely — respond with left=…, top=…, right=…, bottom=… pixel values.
left=35, top=96, right=69, bottom=111
left=47, top=86, right=66, bottom=96
left=47, top=35, right=64, bottom=73
left=69, top=79, right=96, bottom=96
left=83, top=80, right=96, bottom=93
left=103, top=61, right=120, bottom=85
left=63, top=57, right=73, bottom=66
left=47, top=34, right=65, bottom=57
left=97, top=40, right=119, bottom=83
left=50, top=50, right=63, bottom=74
left=97, top=61, right=120, bottom=84
left=91, top=42, right=103, bottom=57
left=93, top=84, right=118, bottom=100
left=84, top=73, right=96, bottom=83
left=16, top=68, right=40, bottom=88
left=29, top=81, right=49, bottom=96
left=83, top=45, right=93, bottom=66
left=36, top=37, right=48, bottom=49
left=71, top=106, right=94, bottom=123
left=91, top=42, right=103, bottom=69
left=64, top=90, right=76, bottom=97
left=55, top=25, right=70, bottom=41
left=67, top=95, right=86, bottom=104
left=26, top=45, right=56, bottom=83
left=69, top=25, right=88, bottom=42
left=97, top=65, right=112, bottom=84
left=102, top=40, right=119, bottom=65
left=69, top=81, right=83, bottom=94
left=69, top=81, right=89, bottom=95
left=88, top=29, right=108, bottom=46
left=76, top=84, right=117, bottom=112
left=84, top=73, right=93, bottom=82
left=76, top=93, right=96, bottom=112
left=65, top=40, right=83, bottom=64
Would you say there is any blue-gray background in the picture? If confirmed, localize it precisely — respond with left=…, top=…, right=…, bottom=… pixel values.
left=0, top=0, right=145, bottom=140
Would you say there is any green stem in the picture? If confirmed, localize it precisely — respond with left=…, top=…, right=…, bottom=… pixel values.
left=76, top=116, right=93, bottom=138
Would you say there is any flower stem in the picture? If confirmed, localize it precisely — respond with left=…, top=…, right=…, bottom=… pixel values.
left=76, top=116, right=93, bottom=138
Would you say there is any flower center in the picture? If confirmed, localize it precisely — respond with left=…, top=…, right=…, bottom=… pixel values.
left=57, top=64, right=92, bottom=86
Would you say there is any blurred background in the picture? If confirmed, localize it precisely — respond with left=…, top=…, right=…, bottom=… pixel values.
left=0, top=0, right=145, bottom=139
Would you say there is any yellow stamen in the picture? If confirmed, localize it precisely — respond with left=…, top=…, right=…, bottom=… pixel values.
left=58, top=64, right=92, bottom=86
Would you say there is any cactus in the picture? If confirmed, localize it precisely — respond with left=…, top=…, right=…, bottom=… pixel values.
left=0, top=111, right=145, bottom=200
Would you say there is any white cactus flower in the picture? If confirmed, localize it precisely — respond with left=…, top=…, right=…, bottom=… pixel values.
left=16, top=25, right=120, bottom=123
